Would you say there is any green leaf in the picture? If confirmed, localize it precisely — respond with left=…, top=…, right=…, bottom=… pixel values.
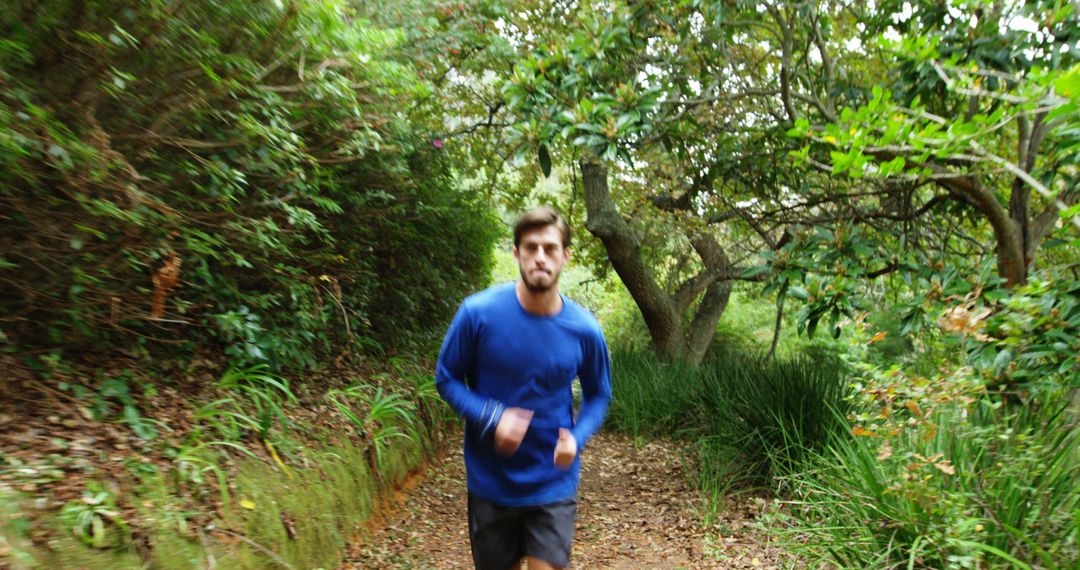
left=538, top=144, right=552, bottom=178
left=946, top=539, right=1032, bottom=570
left=91, top=515, right=106, bottom=548
left=1046, top=101, right=1076, bottom=121
left=879, top=156, right=906, bottom=176
left=830, top=150, right=851, bottom=174
left=1053, top=66, right=1080, bottom=98
left=992, top=348, right=1013, bottom=375
left=740, top=264, right=771, bottom=278
left=603, top=143, right=618, bottom=161
left=1060, top=202, right=1080, bottom=219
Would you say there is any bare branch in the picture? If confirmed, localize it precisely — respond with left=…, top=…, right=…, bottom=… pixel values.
left=931, top=60, right=1065, bottom=106
left=808, top=3, right=836, bottom=118
left=441, top=101, right=509, bottom=139
left=792, top=92, right=837, bottom=122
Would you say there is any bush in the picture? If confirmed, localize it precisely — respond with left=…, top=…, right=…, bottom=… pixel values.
left=771, top=397, right=1080, bottom=569
left=605, top=347, right=702, bottom=439
left=0, top=1, right=498, bottom=368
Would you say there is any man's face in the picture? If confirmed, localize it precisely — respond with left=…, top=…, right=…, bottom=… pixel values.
left=514, top=224, right=569, bottom=293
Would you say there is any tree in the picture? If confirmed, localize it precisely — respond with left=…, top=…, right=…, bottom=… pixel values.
left=498, top=1, right=1079, bottom=362
left=777, top=0, right=1079, bottom=286
left=499, top=1, right=816, bottom=362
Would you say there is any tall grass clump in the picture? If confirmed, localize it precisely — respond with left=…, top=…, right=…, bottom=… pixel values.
left=606, top=347, right=704, bottom=439
left=606, top=345, right=852, bottom=521
left=695, top=353, right=852, bottom=483
left=771, top=397, right=1080, bottom=569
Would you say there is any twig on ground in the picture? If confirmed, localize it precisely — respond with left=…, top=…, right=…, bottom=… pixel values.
left=209, top=528, right=297, bottom=570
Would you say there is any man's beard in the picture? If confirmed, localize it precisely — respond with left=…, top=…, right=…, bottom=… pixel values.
left=520, top=267, right=559, bottom=292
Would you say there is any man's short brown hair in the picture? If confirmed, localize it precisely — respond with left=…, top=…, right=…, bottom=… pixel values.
left=513, top=207, right=571, bottom=248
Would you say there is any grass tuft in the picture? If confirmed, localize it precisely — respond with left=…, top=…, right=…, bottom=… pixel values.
left=607, top=346, right=852, bottom=517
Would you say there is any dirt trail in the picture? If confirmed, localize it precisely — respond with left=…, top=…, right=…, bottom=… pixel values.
left=342, top=431, right=789, bottom=569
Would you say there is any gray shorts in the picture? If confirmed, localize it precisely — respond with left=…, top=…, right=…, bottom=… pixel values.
left=467, top=493, right=577, bottom=569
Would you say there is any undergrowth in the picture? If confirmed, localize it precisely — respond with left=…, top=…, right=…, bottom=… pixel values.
left=0, top=358, right=452, bottom=569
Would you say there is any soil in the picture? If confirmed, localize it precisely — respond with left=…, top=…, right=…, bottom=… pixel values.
left=343, top=431, right=793, bottom=569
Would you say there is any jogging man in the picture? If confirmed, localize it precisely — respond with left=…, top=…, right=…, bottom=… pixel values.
left=435, top=207, right=612, bottom=570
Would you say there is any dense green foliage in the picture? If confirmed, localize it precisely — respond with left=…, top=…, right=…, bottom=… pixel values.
left=0, top=0, right=498, bottom=368
left=0, top=2, right=498, bottom=565
left=494, top=0, right=1079, bottom=363
left=492, top=2, right=1080, bottom=560
left=774, top=398, right=1079, bottom=568
left=607, top=275, right=1079, bottom=567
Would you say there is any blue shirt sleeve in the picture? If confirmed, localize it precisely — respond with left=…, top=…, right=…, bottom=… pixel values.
left=570, top=328, right=612, bottom=449
left=435, top=302, right=504, bottom=437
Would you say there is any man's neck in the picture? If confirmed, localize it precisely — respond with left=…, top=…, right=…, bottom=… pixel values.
left=515, top=280, right=563, bottom=316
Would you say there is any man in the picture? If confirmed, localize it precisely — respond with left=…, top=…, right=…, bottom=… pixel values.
left=435, top=207, right=612, bottom=570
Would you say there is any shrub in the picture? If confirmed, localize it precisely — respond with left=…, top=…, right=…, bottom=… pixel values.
left=59, top=485, right=130, bottom=549
left=695, top=352, right=852, bottom=483
left=605, top=347, right=701, bottom=439
left=771, top=397, right=1080, bottom=569
left=0, top=0, right=498, bottom=369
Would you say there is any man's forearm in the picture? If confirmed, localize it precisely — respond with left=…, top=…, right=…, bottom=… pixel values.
left=435, top=362, right=505, bottom=434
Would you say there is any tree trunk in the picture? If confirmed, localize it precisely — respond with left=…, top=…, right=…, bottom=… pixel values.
left=687, top=281, right=732, bottom=364
left=937, top=175, right=1028, bottom=286
left=994, top=221, right=1028, bottom=287
left=685, top=231, right=734, bottom=364
left=579, top=157, right=734, bottom=364
left=579, top=157, right=685, bottom=359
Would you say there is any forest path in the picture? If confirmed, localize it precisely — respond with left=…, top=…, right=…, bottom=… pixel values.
left=341, top=431, right=789, bottom=569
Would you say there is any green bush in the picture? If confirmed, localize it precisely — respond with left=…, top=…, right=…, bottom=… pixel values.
left=195, top=364, right=297, bottom=442
left=58, top=485, right=130, bottom=550
left=0, top=0, right=497, bottom=368
left=964, top=275, right=1080, bottom=393
left=771, top=397, right=1080, bottom=569
left=606, top=346, right=702, bottom=439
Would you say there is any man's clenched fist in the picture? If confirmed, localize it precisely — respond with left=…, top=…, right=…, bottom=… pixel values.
left=494, top=407, right=533, bottom=456
left=554, top=428, right=577, bottom=469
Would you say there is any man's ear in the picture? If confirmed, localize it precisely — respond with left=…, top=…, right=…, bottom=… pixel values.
left=563, top=247, right=571, bottom=262
left=512, top=245, right=520, bottom=261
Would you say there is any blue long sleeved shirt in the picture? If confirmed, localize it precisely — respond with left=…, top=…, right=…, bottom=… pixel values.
left=435, top=283, right=612, bottom=506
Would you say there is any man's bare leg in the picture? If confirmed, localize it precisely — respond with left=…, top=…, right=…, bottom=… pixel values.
left=524, top=555, right=563, bottom=570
